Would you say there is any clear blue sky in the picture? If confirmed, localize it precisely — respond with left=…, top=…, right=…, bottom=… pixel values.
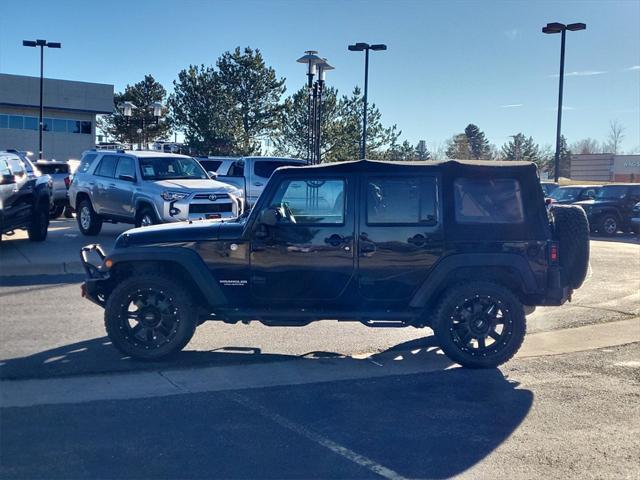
left=1, top=0, right=638, bottom=153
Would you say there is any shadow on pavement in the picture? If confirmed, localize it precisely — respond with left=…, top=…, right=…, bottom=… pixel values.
left=0, top=339, right=533, bottom=479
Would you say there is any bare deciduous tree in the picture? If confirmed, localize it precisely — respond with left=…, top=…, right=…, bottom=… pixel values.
left=606, top=120, right=625, bottom=154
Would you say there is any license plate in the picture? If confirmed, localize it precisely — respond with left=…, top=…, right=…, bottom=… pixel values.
left=205, top=213, right=221, bottom=219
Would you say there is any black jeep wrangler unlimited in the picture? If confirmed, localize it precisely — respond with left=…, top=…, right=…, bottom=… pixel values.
left=81, top=160, right=590, bottom=368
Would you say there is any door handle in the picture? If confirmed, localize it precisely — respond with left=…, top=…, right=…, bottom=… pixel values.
left=253, top=182, right=264, bottom=187
left=325, top=234, right=345, bottom=247
left=408, top=234, right=427, bottom=247
left=359, top=234, right=376, bottom=254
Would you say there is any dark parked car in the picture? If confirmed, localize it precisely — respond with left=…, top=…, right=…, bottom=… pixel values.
left=0, top=151, right=51, bottom=241
left=80, top=160, right=590, bottom=369
left=575, top=183, right=640, bottom=236
left=540, top=181, right=559, bottom=196
left=548, top=185, right=600, bottom=205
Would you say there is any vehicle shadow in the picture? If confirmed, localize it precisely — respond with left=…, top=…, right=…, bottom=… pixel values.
left=0, top=336, right=533, bottom=479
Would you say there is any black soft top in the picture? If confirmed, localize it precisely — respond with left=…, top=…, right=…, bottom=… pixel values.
left=276, top=159, right=538, bottom=177
left=274, top=159, right=549, bottom=241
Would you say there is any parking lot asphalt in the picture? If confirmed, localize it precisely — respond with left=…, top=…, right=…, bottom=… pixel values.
left=0, top=219, right=129, bottom=275
left=1, top=344, right=638, bottom=480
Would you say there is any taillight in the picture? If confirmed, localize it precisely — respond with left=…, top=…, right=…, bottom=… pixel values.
left=64, top=176, right=71, bottom=188
left=549, top=242, right=559, bottom=264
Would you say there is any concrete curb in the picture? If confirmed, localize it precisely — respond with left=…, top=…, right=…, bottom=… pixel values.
left=0, top=261, right=85, bottom=277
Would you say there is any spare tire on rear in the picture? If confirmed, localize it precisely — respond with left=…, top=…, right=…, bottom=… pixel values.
left=550, top=204, right=590, bottom=289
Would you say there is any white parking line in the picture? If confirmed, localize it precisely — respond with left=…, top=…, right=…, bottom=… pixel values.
left=228, top=392, right=410, bottom=480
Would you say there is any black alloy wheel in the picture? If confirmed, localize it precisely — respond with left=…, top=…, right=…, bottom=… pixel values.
left=433, top=282, right=526, bottom=368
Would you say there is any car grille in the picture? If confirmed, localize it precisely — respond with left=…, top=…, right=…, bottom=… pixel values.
left=193, top=193, right=229, bottom=200
left=189, top=203, right=233, bottom=214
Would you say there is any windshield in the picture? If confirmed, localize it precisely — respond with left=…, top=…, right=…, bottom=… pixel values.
left=139, top=157, right=208, bottom=180
left=595, top=185, right=629, bottom=200
left=550, top=187, right=581, bottom=201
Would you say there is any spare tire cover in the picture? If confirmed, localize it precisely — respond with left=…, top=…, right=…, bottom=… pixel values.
left=550, top=204, right=590, bottom=289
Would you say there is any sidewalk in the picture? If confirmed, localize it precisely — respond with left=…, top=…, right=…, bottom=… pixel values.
left=0, top=219, right=129, bottom=276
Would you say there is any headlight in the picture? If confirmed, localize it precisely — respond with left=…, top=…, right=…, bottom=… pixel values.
left=161, top=191, right=189, bottom=202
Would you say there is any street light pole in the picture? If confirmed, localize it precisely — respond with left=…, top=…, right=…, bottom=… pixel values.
left=348, top=42, right=387, bottom=160
left=542, top=22, right=586, bottom=181
left=22, top=39, right=61, bottom=159
left=297, top=51, right=321, bottom=164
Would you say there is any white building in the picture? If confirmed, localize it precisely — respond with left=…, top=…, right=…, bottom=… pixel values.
left=0, top=73, right=113, bottom=161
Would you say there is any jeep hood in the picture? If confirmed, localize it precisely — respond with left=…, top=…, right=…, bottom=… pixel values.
left=114, top=220, right=245, bottom=248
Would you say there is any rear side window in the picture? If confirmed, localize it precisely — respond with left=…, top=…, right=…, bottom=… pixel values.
left=199, top=160, right=223, bottom=172
left=95, top=155, right=118, bottom=178
left=37, top=164, right=70, bottom=175
left=254, top=161, right=302, bottom=178
left=367, top=177, right=438, bottom=225
left=77, top=154, right=98, bottom=174
left=454, top=178, right=524, bottom=224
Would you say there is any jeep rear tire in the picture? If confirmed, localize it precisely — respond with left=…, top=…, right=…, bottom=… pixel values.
left=104, top=274, right=198, bottom=360
left=77, top=199, right=103, bottom=236
left=27, top=204, right=49, bottom=242
left=550, top=204, right=590, bottom=289
left=432, top=282, right=526, bottom=369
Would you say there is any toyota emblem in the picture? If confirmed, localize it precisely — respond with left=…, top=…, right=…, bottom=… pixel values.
left=208, top=194, right=217, bottom=201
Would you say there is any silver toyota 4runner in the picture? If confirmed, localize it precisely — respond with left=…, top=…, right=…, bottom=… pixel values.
left=69, top=150, right=243, bottom=236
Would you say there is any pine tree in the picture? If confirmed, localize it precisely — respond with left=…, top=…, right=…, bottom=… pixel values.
left=98, top=75, right=171, bottom=146
left=446, top=133, right=470, bottom=159
left=416, top=140, right=431, bottom=160
left=501, top=133, right=541, bottom=163
left=464, top=124, right=491, bottom=159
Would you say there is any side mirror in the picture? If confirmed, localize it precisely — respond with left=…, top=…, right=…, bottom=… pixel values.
left=119, top=174, right=135, bottom=182
left=259, top=207, right=279, bottom=227
left=208, top=171, right=218, bottom=179
left=0, top=174, right=16, bottom=185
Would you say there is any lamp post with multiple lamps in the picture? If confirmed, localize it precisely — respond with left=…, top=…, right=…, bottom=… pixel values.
left=22, top=39, right=62, bottom=160
left=296, top=51, right=334, bottom=164
left=121, top=101, right=164, bottom=150
left=542, top=22, right=586, bottom=181
left=348, top=42, right=386, bottom=160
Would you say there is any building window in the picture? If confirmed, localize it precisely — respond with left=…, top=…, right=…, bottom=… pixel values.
left=23, top=117, right=38, bottom=130
left=9, top=116, right=23, bottom=129
left=53, top=119, right=67, bottom=132
left=68, top=120, right=80, bottom=133
left=0, top=114, right=92, bottom=134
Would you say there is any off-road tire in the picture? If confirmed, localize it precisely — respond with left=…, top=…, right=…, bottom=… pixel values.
left=104, top=274, right=198, bottom=360
left=597, top=214, right=619, bottom=237
left=27, top=203, right=49, bottom=242
left=50, top=204, right=64, bottom=219
left=77, top=199, right=103, bottom=236
left=432, top=281, right=526, bottom=369
left=550, top=204, right=590, bottom=289
left=135, top=206, right=158, bottom=228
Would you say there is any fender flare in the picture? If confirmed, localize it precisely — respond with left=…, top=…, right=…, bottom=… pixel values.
left=409, top=253, right=539, bottom=308
left=106, top=247, right=227, bottom=307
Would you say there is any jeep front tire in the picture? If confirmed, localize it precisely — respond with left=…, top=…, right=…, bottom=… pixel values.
left=432, top=281, right=526, bottom=369
left=104, top=274, right=198, bottom=360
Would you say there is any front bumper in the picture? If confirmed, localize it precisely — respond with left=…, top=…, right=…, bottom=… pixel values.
left=155, top=194, right=241, bottom=223
left=80, top=244, right=110, bottom=307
